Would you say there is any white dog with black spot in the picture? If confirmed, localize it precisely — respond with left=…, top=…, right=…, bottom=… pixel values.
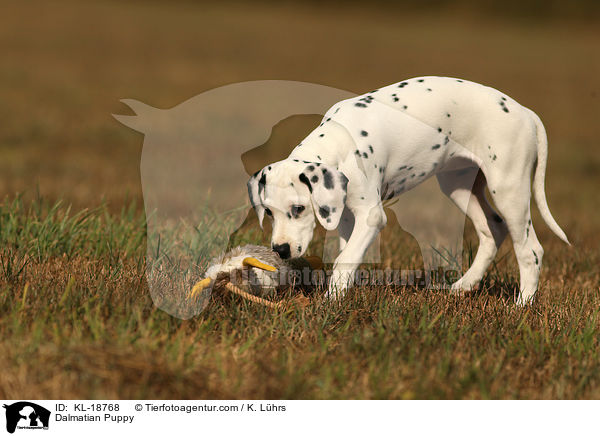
left=247, top=76, right=570, bottom=305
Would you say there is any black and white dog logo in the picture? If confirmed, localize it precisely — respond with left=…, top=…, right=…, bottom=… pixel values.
left=3, top=402, right=50, bottom=434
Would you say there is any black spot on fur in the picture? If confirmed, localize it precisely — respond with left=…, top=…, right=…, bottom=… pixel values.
left=393, top=97, right=399, bottom=102
left=426, top=88, right=432, bottom=92
left=419, top=172, right=426, bottom=177
left=532, top=250, right=539, bottom=265
left=444, top=136, right=450, bottom=145
left=258, top=173, right=267, bottom=196
left=361, top=130, right=368, bottom=137
left=319, top=133, right=325, bottom=137
left=369, top=145, right=374, bottom=153
left=293, top=159, right=299, bottom=162
left=403, top=105, right=408, bottom=110
left=355, top=103, right=367, bottom=108
left=326, top=218, right=331, bottom=224
left=286, top=212, right=292, bottom=219
left=456, top=79, right=463, bottom=83
left=362, top=152, right=368, bottom=158
left=317, top=155, right=321, bottom=160
left=291, top=205, right=305, bottom=219
left=340, top=175, right=348, bottom=191
left=334, top=107, right=340, bottom=114
left=446, top=113, right=451, bottom=117
left=311, top=175, right=319, bottom=183
left=417, top=79, right=425, bottom=82
left=437, top=127, right=442, bottom=133
left=398, top=81, right=408, bottom=88
left=319, top=206, right=330, bottom=219
left=369, top=89, right=379, bottom=93
left=299, top=173, right=312, bottom=193
left=322, top=169, right=334, bottom=189
left=399, top=178, right=406, bottom=184
left=399, top=165, right=407, bottom=170
left=432, top=144, right=441, bottom=150
left=502, top=107, right=509, bottom=113
left=307, top=165, right=315, bottom=171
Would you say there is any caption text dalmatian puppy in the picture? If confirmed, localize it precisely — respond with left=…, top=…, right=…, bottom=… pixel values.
left=247, top=76, right=570, bottom=305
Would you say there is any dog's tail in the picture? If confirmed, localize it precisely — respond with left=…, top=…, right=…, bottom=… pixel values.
left=530, top=111, right=570, bottom=245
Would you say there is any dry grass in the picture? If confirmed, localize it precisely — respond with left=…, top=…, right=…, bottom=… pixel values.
left=1, top=0, right=599, bottom=399
left=0, top=197, right=599, bottom=399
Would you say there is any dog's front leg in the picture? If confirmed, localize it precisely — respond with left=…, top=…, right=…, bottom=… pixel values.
left=326, top=205, right=387, bottom=299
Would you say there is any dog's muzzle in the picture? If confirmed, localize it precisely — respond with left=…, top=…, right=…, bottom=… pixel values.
left=272, top=243, right=291, bottom=259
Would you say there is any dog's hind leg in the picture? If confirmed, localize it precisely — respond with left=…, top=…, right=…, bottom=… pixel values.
left=485, top=168, right=544, bottom=305
left=437, top=167, right=509, bottom=293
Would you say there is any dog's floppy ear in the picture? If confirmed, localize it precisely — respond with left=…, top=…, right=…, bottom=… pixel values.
left=298, top=164, right=348, bottom=231
left=247, top=170, right=267, bottom=228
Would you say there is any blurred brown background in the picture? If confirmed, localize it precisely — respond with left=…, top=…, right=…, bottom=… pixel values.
left=1, top=0, right=599, bottom=243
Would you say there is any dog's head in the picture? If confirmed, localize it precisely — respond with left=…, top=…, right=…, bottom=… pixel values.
left=247, top=160, right=348, bottom=259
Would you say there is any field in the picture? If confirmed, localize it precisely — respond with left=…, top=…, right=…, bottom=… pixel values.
left=1, top=0, right=599, bottom=399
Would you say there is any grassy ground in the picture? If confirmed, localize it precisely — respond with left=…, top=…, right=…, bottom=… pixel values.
left=0, top=198, right=599, bottom=399
left=1, top=0, right=599, bottom=399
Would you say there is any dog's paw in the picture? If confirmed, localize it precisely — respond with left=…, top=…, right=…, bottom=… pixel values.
left=450, top=277, right=480, bottom=296
left=324, top=288, right=344, bottom=300
left=325, top=269, right=352, bottom=299
left=515, top=291, right=536, bottom=307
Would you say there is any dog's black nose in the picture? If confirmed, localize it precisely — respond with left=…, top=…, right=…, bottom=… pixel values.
left=272, top=243, right=291, bottom=259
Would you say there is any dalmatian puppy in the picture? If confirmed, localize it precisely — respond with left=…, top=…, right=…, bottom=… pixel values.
left=247, top=76, right=570, bottom=305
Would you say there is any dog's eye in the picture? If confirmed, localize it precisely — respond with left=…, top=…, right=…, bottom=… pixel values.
left=264, top=208, right=273, bottom=217
left=291, top=205, right=305, bottom=218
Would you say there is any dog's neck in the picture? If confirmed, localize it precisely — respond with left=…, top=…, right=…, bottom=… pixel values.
left=287, top=120, right=356, bottom=169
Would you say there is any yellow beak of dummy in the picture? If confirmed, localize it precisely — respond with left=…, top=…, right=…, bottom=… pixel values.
left=188, top=257, right=277, bottom=300
left=241, top=257, right=277, bottom=272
